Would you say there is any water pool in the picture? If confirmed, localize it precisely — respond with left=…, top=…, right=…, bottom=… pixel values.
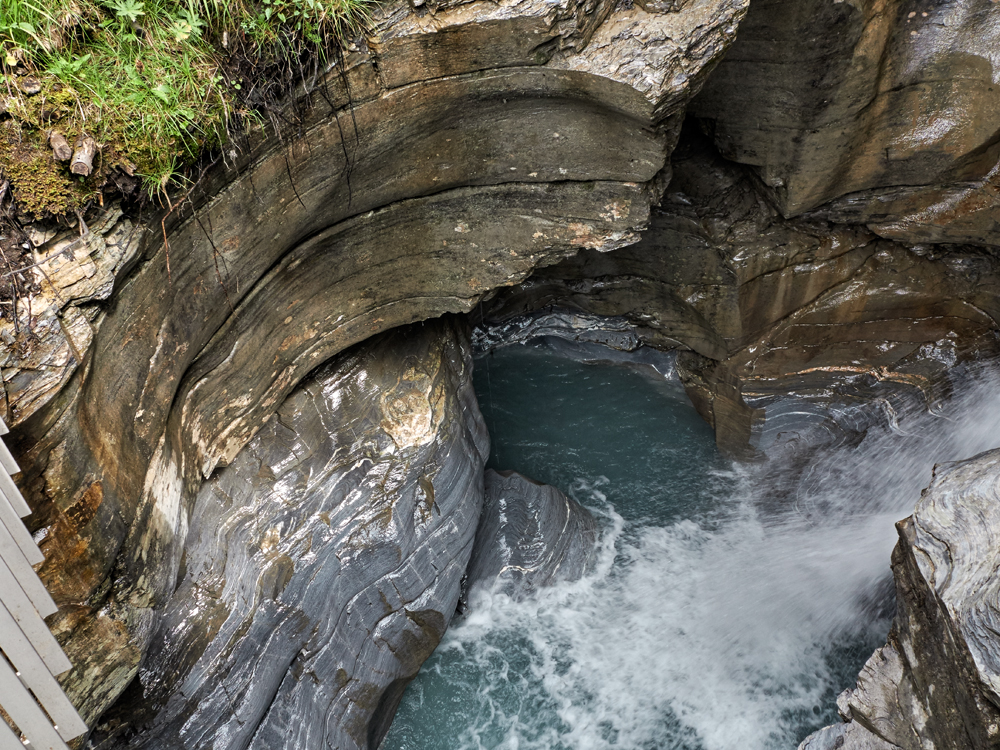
left=383, top=342, right=1000, bottom=750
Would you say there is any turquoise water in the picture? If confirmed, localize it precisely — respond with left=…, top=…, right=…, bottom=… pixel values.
left=383, top=344, right=1000, bottom=750
left=473, top=345, right=729, bottom=525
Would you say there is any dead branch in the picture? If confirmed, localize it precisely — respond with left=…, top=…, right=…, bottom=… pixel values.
left=71, top=135, right=97, bottom=176
left=49, top=130, right=72, bottom=161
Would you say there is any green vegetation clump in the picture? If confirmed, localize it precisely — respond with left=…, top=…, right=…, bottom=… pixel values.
left=0, top=0, right=371, bottom=216
left=0, top=136, right=86, bottom=214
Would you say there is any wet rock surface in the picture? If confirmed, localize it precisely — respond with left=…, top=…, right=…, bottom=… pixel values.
left=463, top=469, right=598, bottom=603
left=89, top=317, right=488, bottom=750
left=0, top=0, right=999, bottom=746
left=479, top=128, right=1000, bottom=456
left=0, top=0, right=748, bottom=735
left=808, top=449, right=1000, bottom=750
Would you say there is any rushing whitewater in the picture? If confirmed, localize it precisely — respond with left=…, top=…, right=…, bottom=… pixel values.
left=384, top=344, right=1000, bottom=750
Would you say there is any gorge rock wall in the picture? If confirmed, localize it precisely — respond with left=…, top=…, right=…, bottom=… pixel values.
left=680, top=0, right=1000, bottom=262
left=470, top=7, right=1000, bottom=737
left=479, top=127, right=1000, bottom=456
left=691, top=0, right=1000, bottom=229
left=87, top=317, right=488, bottom=750
left=687, top=1, right=1000, bottom=744
left=2, top=0, right=1000, bottom=746
left=0, top=0, right=749, bottom=743
left=801, top=449, right=1000, bottom=750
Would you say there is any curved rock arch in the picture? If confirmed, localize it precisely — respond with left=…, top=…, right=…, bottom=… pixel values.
left=7, top=0, right=748, bottom=740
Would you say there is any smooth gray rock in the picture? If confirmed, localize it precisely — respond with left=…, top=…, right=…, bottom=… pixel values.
left=463, top=469, right=598, bottom=603
left=88, top=317, right=489, bottom=750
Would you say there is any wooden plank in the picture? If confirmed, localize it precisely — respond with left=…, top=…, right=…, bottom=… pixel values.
left=0, top=655, right=69, bottom=750
left=0, top=440, right=20, bottom=476
left=0, top=719, right=26, bottom=750
left=0, top=521, right=56, bottom=618
left=0, top=423, right=83, bottom=747
left=0, top=602, right=86, bottom=741
left=0, top=559, right=70, bottom=675
left=0, top=470, right=32, bottom=518
left=0, top=492, right=42, bottom=566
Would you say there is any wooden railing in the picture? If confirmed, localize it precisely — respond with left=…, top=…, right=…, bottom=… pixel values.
left=0, top=418, right=87, bottom=749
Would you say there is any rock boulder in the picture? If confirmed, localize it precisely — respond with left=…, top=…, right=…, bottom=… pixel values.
left=463, top=469, right=598, bottom=603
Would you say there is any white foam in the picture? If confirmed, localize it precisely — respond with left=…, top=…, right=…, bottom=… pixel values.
left=391, top=370, right=1000, bottom=750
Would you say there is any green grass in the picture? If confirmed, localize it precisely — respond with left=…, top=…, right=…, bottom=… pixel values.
left=0, top=0, right=372, bottom=215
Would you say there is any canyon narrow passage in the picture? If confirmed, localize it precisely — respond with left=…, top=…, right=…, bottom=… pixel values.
left=385, top=342, right=1000, bottom=750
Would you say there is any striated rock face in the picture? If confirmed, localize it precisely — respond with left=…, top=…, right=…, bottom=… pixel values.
left=4, top=0, right=1000, bottom=746
left=479, top=128, right=1000, bottom=455
left=0, top=0, right=748, bottom=736
left=463, top=469, right=598, bottom=603
left=89, top=317, right=488, bottom=750
left=803, top=449, right=1000, bottom=750
left=691, top=0, right=1000, bottom=219
left=689, top=0, right=1000, bottom=253
left=0, top=210, right=141, bottom=427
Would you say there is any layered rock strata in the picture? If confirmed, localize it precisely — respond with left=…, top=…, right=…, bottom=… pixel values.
left=691, top=0, right=1000, bottom=248
left=0, top=0, right=749, bottom=741
left=463, top=469, right=598, bottom=604
left=691, top=0, right=1000, bottom=215
left=87, top=317, right=488, bottom=750
left=479, top=129, right=1000, bottom=456
left=801, top=449, right=1000, bottom=750
left=0, top=210, right=141, bottom=427
left=2, top=0, right=999, bottom=747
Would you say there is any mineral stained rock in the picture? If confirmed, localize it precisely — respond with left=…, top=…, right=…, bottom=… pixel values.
left=89, top=317, right=489, bottom=750
left=0, top=0, right=749, bottom=733
left=8, top=0, right=1000, bottom=745
left=479, top=129, right=1000, bottom=456
left=805, top=449, right=1000, bottom=750
left=691, top=0, right=1000, bottom=249
left=463, top=469, right=598, bottom=603
left=0, top=209, right=141, bottom=427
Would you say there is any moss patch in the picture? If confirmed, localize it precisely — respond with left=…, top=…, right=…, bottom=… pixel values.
left=0, top=0, right=373, bottom=220
left=0, top=129, right=93, bottom=215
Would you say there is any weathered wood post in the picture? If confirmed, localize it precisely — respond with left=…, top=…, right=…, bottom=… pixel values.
left=0, top=417, right=87, bottom=749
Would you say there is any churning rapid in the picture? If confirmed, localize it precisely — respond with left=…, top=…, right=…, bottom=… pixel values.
left=383, top=341, right=1000, bottom=750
